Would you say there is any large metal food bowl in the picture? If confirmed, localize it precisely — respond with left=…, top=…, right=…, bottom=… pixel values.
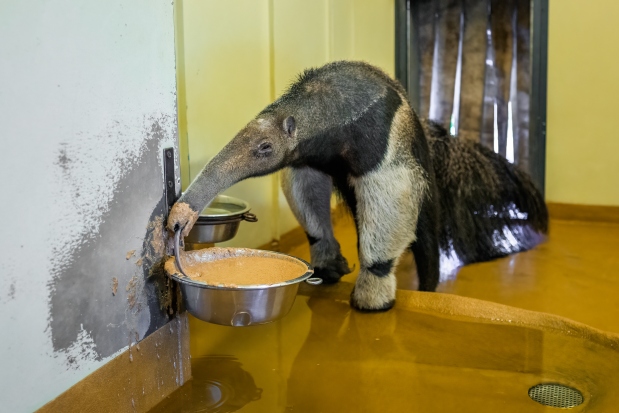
left=185, top=195, right=258, bottom=244
left=165, top=248, right=320, bottom=326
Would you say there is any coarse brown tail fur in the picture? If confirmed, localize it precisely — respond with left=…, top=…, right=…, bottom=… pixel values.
left=422, top=119, right=548, bottom=269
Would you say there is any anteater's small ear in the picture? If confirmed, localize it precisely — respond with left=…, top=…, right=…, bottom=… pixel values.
left=283, top=116, right=296, bottom=137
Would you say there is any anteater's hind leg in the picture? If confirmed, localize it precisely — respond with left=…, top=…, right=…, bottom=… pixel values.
left=349, top=165, right=424, bottom=311
left=281, top=166, right=351, bottom=284
left=410, top=197, right=440, bottom=291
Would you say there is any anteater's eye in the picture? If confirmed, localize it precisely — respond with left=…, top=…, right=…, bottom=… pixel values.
left=257, top=142, right=273, bottom=156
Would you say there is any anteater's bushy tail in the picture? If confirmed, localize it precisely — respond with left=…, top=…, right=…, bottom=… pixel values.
left=422, top=120, right=548, bottom=268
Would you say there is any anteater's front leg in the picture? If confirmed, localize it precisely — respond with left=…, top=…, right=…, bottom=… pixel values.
left=281, top=166, right=351, bottom=284
left=349, top=165, right=425, bottom=311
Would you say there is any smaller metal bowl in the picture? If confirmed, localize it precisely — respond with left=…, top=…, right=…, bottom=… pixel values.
left=185, top=195, right=258, bottom=244
left=165, top=247, right=321, bottom=326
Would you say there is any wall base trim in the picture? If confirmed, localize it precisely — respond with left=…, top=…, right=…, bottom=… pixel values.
left=547, top=202, right=619, bottom=223
left=38, top=314, right=191, bottom=413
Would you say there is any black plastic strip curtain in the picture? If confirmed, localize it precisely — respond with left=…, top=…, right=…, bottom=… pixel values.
left=407, top=0, right=532, bottom=170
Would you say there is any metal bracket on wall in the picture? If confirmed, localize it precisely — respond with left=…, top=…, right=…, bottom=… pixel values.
left=164, top=147, right=178, bottom=216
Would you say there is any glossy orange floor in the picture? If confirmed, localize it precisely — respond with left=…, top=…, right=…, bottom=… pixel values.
left=151, top=218, right=619, bottom=412
left=332, top=216, right=619, bottom=334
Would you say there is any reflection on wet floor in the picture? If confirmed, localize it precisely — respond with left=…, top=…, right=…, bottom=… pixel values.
left=152, top=356, right=262, bottom=412
left=151, top=283, right=619, bottom=412
left=150, top=218, right=619, bottom=412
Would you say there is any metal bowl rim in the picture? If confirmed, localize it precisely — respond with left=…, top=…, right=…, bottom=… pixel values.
left=195, top=215, right=244, bottom=224
left=169, top=250, right=314, bottom=290
left=198, top=194, right=251, bottom=219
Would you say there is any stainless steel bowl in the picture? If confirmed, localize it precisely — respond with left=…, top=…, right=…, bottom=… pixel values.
left=185, top=195, right=258, bottom=244
left=166, top=246, right=322, bottom=326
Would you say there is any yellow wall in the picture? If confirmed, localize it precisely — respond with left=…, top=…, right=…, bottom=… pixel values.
left=176, top=0, right=619, bottom=249
left=177, top=0, right=394, bottom=248
left=179, top=0, right=275, bottom=248
left=546, top=0, right=619, bottom=206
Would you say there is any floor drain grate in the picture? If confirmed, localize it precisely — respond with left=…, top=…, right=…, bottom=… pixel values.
left=529, top=383, right=584, bottom=408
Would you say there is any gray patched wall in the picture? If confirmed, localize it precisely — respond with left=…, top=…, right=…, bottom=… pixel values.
left=49, top=119, right=176, bottom=359
left=0, top=1, right=180, bottom=411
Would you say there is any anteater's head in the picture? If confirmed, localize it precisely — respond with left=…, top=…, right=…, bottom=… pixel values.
left=166, top=113, right=300, bottom=235
left=228, top=114, right=298, bottom=177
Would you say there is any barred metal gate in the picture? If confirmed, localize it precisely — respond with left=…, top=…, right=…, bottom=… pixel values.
left=395, top=0, right=548, bottom=194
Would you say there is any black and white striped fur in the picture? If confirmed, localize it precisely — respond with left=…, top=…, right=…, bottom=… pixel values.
left=274, top=62, right=437, bottom=311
